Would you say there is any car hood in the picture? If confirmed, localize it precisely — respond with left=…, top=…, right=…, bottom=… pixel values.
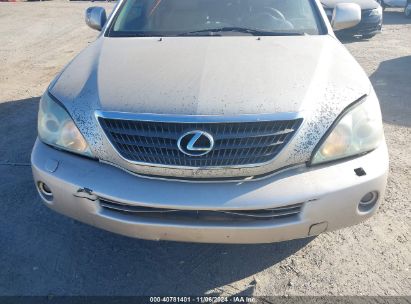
left=50, top=35, right=369, bottom=116
left=49, top=35, right=372, bottom=177
left=321, top=0, right=379, bottom=10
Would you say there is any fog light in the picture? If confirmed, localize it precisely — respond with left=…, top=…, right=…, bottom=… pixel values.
left=38, top=182, right=53, bottom=201
left=358, top=191, right=378, bottom=212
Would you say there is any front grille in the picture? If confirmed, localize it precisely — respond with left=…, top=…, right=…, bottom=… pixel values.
left=362, top=9, right=378, bottom=18
left=360, top=9, right=381, bottom=23
left=100, top=199, right=303, bottom=223
left=362, top=9, right=372, bottom=17
left=98, top=117, right=302, bottom=167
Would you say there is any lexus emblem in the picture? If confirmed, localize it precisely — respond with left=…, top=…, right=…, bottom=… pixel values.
left=177, top=131, right=214, bottom=157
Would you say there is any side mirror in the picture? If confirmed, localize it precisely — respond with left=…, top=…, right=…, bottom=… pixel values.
left=331, top=3, right=361, bottom=31
left=85, top=7, right=107, bottom=31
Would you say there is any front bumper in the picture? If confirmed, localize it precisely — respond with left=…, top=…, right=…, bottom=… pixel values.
left=31, top=140, right=389, bottom=244
left=338, top=14, right=383, bottom=37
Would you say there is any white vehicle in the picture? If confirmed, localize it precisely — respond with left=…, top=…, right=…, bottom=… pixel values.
left=405, top=0, right=411, bottom=17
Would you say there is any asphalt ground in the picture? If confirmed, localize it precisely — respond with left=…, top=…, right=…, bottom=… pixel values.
left=0, top=2, right=410, bottom=296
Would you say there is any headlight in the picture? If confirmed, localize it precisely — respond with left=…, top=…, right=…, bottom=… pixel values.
left=38, top=93, right=93, bottom=157
left=311, top=91, right=383, bottom=165
left=369, top=6, right=382, bottom=16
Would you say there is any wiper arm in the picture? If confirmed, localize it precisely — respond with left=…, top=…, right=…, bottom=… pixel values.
left=178, top=27, right=306, bottom=36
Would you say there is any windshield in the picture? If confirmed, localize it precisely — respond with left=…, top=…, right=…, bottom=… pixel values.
left=108, top=0, right=324, bottom=37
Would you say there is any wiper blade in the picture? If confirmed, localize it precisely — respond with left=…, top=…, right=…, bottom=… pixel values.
left=110, top=32, right=153, bottom=37
left=178, top=27, right=306, bottom=36
left=109, top=31, right=172, bottom=37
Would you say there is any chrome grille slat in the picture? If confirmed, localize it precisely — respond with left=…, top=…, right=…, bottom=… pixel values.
left=213, top=140, right=285, bottom=150
left=103, top=127, right=296, bottom=140
left=118, top=143, right=283, bottom=156
left=98, top=117, right=302, bottom=168
left=111, top=137, right=176, bottom=149
left=116, top=142, right=283, bottom=155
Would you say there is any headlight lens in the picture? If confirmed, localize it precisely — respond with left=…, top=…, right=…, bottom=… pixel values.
left=311, top=92, right=383, bottom=165
left=38, top=93, right=93, bottom=157
left=369, top=6, right=383, bottom=16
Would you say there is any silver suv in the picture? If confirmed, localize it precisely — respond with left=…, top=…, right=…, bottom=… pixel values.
left=31, top=0, right=389, bottom=243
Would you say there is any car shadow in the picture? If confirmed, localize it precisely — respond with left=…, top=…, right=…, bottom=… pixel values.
left=0, top=97, right=39, bottom=165
left=338, top=35, right=371, bottom=44
left=0, top=97, right=313, bottom=296
left=369, top=55, right=411, bottom=127
left=382, top=10, right=410, bottom=25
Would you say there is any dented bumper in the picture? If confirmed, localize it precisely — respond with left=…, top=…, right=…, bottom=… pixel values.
left=31, top=140, right=389, bottom=244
